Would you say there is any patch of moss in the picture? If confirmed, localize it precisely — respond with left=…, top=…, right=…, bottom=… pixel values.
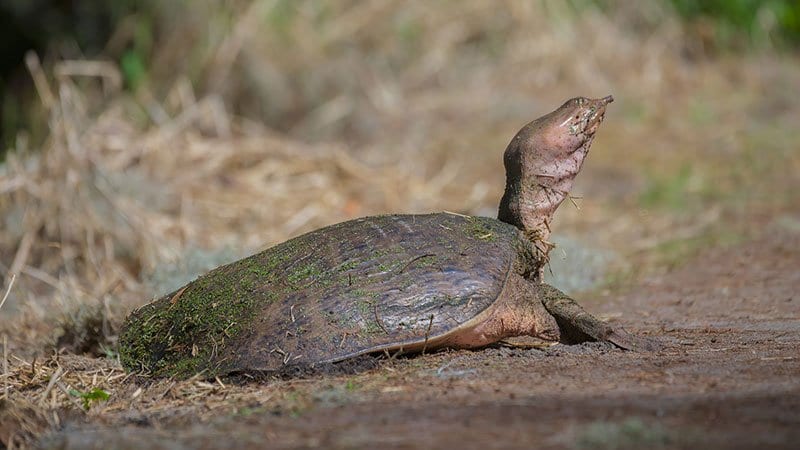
left=355, top=297, right=372, bottom=315
left=119, top=262, right=261, bottom=377
left=286, top=261, right=324, bottom=285
left=118, top=238, right=302, bottom=378
left=443, top=294, right=462, bottom=306
left=338, top=259, right=359, bottom=271
left=361, top=320, right=384, bottom=335
left=463, top=216, right=498, bottom=242
left=350, top=292, right=387, bottom=335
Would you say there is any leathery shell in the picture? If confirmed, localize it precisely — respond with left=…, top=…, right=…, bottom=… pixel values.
left=119, top=213, right=525, bottom=377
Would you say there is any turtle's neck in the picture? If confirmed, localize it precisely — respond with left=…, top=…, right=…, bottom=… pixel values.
left=498, top=150, right=589, bottom=252
left=496, top=96, right=611, bottom=256
left=497, top=127, right=596, bottom=255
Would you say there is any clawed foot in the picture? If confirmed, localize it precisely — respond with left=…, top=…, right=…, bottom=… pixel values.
left=538, top=283, right=661, bottom=352
left=598, top=325, right=662, bottom=352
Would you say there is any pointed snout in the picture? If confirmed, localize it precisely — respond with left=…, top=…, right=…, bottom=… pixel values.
left=587, top=95, right=613, bottom=132
left=591, top=95, right=613, bottom=114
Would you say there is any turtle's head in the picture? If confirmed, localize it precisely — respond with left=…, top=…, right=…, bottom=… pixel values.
left=544, top=95, right=613, bottom=151
left=498, top=96, right=612, bottom=255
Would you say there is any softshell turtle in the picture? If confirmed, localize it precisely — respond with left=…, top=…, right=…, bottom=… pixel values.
left=120, top=95, right=650, bottom=379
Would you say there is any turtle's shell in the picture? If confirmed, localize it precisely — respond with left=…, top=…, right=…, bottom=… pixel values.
left=119, top=213, right=539, bottom=377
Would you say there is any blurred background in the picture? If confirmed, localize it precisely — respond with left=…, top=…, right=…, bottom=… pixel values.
left=0, top=0, right=799, bottom=354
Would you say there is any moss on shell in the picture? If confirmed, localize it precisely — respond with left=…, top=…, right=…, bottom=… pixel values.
left=118, top=240, right=300, bottom=377
left=463, top=216, right=498, bottom=242
left=118, top=213, right=528, bottom=378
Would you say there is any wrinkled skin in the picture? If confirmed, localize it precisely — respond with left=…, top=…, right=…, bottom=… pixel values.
left=498, top=96, right=613, bottom=251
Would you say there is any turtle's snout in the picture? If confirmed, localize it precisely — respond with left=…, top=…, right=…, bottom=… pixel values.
left=591, top=95, right=613, bottom=117
left=586, top=95, right=613, bottom=133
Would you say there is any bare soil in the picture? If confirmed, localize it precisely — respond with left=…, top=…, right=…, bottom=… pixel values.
left=35, top=226, right=799, bottom=449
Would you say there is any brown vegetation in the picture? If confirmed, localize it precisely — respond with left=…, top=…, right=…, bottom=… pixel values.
left=1, top=1, right=799, bottom=448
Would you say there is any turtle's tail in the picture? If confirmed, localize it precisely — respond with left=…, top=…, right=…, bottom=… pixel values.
left=538, top=284, right=661, bottom=352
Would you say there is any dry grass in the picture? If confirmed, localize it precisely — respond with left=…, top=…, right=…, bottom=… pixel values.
left=1, top=1, right=799, bottom=447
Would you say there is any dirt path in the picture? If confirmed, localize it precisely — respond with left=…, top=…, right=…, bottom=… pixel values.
left=42, top=228, right=800, bottom=449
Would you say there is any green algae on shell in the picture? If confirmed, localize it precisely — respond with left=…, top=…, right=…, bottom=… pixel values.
left=118, top=213, right=542, bottom=378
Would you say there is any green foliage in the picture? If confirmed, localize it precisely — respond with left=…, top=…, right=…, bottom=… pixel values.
left=121, top=50, right=147, bottom=91
left=651, top=227, right=744, bottom=270
left=638, top=164, right=694, bottom=211
left=120, top=15, right=154, bottom=91
left=668, top=0, right=800, bottom=48
left=68, top=387, right=111, bottom=411
left=266, top=0, right=299, bottom=33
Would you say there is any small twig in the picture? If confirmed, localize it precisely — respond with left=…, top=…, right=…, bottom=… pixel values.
left=290, top=305, right=296, bottom=323
left=156, top=382, right=177, bottom=402
left=2, top=334, right=7, bottom=399
left=25, top=51, right=55, bottom=110
left=40, top=366, right=64, bottom=405
left=421, top=314, right=434, bottom=355
left=398, top=254, right=435, bottom=274
left=210, top=339, right=219, bottom=360
left=436, top=359, right=456, bottom=376
left=130, top=387, right=143, bottom=400
left=567, top=194, right=582, bottom=210
left=387, top=346, right=405, bottom=361
left=373, top=303, right=389, bottom=334
left=0, top=273, right=16, bottom=312
left=442, top=210, right=468, bottom=217
left=271, top=347, right=291, bottom=365
left=54, top=60, right=122, bottom=92
left=8, top=232, right=33, bottom=283
left=222, top=321, right=236, bottom=338
left=20, top=266, right=66, bottom=294
left=436, top=359, right=477, bottom=379
left=169, top=286, right=188, bottom=305
left=56, top=381, right=86, bottom=410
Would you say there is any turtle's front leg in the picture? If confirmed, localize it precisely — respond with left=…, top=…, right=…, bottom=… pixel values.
left=538, top=283, right=659, bottom=351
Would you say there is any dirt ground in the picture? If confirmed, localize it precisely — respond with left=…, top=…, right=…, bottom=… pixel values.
left=29, top=221, right=798, bottom=450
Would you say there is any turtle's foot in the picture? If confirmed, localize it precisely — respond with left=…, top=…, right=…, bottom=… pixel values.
left=538, top=283, right=661, bottom=352
left=597, top=326, right=661, bottom=352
